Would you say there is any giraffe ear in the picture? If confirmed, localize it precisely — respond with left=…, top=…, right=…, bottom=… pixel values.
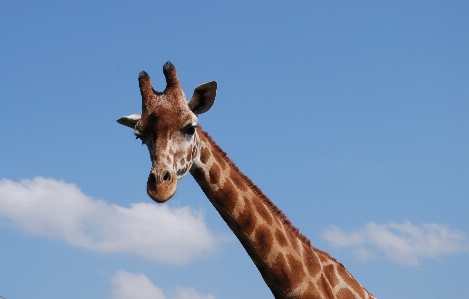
left=188, top=81, right=217, bottom=115
left=117, top=114, right=141, bottom=129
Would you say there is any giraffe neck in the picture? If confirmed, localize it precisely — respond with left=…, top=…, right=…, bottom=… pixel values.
left=190, top=128, right=375, bottom=299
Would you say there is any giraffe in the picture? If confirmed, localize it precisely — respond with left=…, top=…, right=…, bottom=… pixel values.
left=117, top=62, right=376, bottom=299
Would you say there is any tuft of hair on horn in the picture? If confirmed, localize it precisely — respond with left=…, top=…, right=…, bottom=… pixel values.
left=162, top=61, right=180, bottom=88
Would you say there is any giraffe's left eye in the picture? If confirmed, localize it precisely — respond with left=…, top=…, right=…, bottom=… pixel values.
left=183, top=124, right=197, bottom=136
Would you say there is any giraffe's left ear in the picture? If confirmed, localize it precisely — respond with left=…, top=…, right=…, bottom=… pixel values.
left=188, top=81, right=217, bottom=115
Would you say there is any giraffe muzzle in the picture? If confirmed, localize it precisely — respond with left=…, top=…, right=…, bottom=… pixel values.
left=146, top=169, right=178, bottom=203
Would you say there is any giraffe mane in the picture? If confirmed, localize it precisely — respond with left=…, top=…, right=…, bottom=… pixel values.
left=198, top=127, right=342, bottom=263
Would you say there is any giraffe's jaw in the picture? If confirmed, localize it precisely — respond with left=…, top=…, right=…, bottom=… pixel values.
left=146, top=176, right=178, bottom=203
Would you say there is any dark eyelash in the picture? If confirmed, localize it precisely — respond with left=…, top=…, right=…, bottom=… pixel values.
left=183, top=124, right=197, bottom=136
left=135, top=135, right=145, bottom=145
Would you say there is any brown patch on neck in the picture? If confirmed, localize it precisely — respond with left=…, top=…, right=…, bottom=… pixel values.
left=209, top=163, right=221, bottom=185
left=200, top=146, right=210, bottom=164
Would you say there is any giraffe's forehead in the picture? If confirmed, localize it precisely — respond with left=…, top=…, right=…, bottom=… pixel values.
left=149, top=88, right=186, bottom=113
left=154, top=102, right=197, bottom=129
left=139, top=95, right=196, bottom=133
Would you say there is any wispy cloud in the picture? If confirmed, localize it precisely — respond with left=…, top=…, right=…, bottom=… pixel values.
left=322, top=221, right=468, bottom=266
left=110, top=269, right=216, bottom=299
left=0, top=177, right=223, bottom=264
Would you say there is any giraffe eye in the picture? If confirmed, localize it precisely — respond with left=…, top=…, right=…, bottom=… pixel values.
left=183, top=124, right=197, bottom=136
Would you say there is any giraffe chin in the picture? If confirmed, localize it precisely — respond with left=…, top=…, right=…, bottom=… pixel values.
left=146, top=180, right=177, bottom=203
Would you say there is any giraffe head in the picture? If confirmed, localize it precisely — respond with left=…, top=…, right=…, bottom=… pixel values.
left=117, top=62, right=217, bottom=203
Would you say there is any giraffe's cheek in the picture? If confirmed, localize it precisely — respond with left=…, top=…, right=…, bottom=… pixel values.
left=146, top=172, right=178, bottom=203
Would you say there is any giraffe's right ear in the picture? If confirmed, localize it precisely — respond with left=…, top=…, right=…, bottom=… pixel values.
left=188, top=81, right=217, bottom=115
left=116, top=114, right=141, bottom=129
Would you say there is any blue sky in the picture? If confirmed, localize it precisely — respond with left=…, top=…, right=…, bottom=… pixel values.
left=1, top=2, right=468, bottom=299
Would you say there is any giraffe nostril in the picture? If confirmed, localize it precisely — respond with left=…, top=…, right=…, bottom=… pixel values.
left=149, top=170, right=172, bottom=185
left=162, top=171, right=171, bottom=182
left=148, top=172, right=157, bottom=185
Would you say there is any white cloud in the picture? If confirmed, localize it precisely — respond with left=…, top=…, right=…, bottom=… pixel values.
left=110, top=269, right=216, bottom=299
left=322, top=221, right=468, bottom=266
left=0, top=177, right=222, bottom=264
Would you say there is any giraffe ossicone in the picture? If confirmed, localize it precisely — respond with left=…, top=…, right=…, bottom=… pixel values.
left=118, top=62, right=376, bottom=299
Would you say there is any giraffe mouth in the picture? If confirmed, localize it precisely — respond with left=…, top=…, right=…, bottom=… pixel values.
left=146, top=171, right=178, bottom=203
